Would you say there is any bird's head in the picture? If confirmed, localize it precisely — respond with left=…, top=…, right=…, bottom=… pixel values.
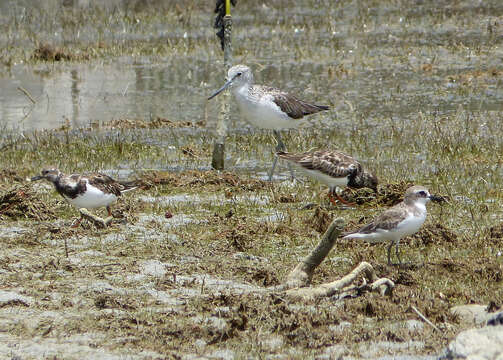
left=31, top=167, right=61, bottom=183
left=208, top=64, right=253, bottom=100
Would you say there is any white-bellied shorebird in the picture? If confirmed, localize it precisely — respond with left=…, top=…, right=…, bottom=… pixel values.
left=343, top=186, right=444, bottom=265
left=31, top=167, right=137, bottom=227
left=208, top=64, right=329, bottom=180
left=277, top=149, right=378, bottom=205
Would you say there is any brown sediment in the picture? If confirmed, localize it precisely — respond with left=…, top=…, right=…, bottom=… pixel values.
left=91, top=117, right=204, bottom=130
left=138, top=170, right=267, bottom=191
left=32, top=43, right=89, bottom=61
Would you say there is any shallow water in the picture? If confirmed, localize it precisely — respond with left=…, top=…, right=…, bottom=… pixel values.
left=1, top=0, right=502, bottom=134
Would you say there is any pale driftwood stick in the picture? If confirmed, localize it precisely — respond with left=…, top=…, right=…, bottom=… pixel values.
left=370, top=278, right=395, bottom=296
left=264, top=217, right=394, bottom=300
left=17, top=86, right=36, bottom=104
left=79, top=208, right=113, bottom=228
left=278, top=218, right=345, bottom=290
left=88, top=262, right=121, bottom=267
left=411, top=305, right=441, bottom=333
left=284, top=261, right=394, bottom=301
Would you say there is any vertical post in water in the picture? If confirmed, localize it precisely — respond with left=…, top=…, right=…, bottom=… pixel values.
left=211, top=0, right=232, bottom=170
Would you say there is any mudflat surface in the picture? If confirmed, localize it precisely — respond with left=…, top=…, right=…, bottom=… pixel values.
left=0, top=0, right=503, bottom=359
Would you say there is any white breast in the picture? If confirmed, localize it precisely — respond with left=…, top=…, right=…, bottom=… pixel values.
left=64, top=182, right=117, bottom=209
left=234, top=89, right=300, bottom=130
left=295, top=166, right=349, bottom=189
left=394, top=210, right=426, bottom=238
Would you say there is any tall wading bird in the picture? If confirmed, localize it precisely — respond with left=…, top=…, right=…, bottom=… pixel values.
left=208, top=65, right=329, bottom=180
left=276, top=149, right=378, bottom=206
left=31, top=167, right=137, bottom=228
left=343, top=186, right=444, bottom=265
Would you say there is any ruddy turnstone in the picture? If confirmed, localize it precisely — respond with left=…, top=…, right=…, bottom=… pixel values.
left=31, top=167, right=137, bottom=227
left=277, top=149, right=378, bottom=205
left=343, top=185, right=443, bottom=265
left=208, top=64, right=329, bottom=180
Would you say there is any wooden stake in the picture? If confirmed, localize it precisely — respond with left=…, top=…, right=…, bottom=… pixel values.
left=211, top=5, right=233, bottom=170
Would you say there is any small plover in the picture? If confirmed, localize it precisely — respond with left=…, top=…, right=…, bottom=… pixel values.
left=277, top=149, right=378, bottom=205
left=31, top=167, right=137, bottom=227
left=208, top=64, right=329, bottom=180
left=343, top=186, right=443, bottom=265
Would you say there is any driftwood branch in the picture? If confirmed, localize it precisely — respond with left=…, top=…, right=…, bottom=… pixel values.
left=279, top=218, right=345, bottom=290
left=17, top=86, right=36, bottom=104
left=79, top=209, right=113, bottom=228
left=285, top=262, right=394, bottom=300
left=271, top=217, right=395, bottom=300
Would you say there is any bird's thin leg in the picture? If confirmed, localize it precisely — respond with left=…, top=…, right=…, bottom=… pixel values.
left=387, top=241, right=393, bottom=266
left=395, top=241, right=402, bottom=265
left=106, top=206, right=112, bottom=217
left=71, top=215, right=83, bottom=228
left=268, top=130, right=295, bottom=181
left=268, top=157, right=279, bottom=181
left=274, top=130, right=286, bottom=152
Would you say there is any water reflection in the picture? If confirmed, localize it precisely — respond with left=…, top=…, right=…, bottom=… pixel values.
left=0, top=61, right=214, bottom=130
left=0, top=0, right=502, bottom=132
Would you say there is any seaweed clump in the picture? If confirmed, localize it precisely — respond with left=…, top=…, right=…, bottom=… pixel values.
left=0, top=185, right=56, bottom=221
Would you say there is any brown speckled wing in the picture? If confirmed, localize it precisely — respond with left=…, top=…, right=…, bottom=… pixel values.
left=353, top=203, right=409, bottom=234
left=253, top=86, right=329, bottom=119
left=279, top=150, right=360, bottom=179
left=87, top=173, right=123, bottom=197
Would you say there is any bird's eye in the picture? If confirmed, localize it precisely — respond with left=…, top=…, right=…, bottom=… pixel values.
left=236, top=72, right=242, bottom=76
left=418, top=191, right=427, bottom=196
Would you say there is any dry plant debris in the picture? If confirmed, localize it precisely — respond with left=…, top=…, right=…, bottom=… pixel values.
left=138, top=170, right=267, bottom=191
left=0, top=184, right=56, bottom=221
left=32, top=43, right=89, bottom=61
left=92, top=117, right=203, bottom=130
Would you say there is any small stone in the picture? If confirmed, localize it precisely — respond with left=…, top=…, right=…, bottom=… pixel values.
left=261, top=335, right=283, bottom=352
left=140, top=260, right=167, bottom=277
left=450, top=304, right=492, bottom=325
left=446, top=326, right=503, bottom=359
left=0, top=290, right=32, bottom=307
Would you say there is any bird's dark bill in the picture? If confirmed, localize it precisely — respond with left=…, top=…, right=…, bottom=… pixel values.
left=208, top=78, right=233, bottom=100
left=30, top=175, right=43, bottom=181
left=429, top=195, right=445, bottom=202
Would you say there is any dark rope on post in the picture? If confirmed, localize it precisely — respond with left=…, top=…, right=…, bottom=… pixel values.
left=211, top=0, right=236, bottom=170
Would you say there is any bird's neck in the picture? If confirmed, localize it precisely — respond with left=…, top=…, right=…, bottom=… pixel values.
left=232, top=82, right=251, bottom=99
left=407, top=199, right=427, bottom=214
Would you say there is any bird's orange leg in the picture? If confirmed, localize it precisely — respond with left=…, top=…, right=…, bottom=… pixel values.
left=329, top=191, right=356, bottom=206
left=71, top=216, right=83, bottom=228
left=328, top=192, right=339, bottom=206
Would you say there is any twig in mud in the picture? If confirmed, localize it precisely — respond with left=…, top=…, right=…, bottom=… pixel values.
left=64, top=237, right=69, bottom=258
left=88, top=263, right=121, bottom=268
left=17, top=86, right=36, bottom=104
left=411, top=305, right=441, bottom=333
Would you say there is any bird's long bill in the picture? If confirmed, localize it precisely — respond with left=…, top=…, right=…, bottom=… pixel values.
left=429, top=195, right=445, bottom=203
left=207, top=78, right=233, bottom=100
left=30, top=175, right=43, bottom=181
